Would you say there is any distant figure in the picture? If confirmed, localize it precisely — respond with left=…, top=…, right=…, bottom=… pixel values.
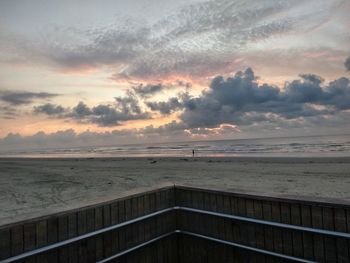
left=192, top=149, right=195, bottom=157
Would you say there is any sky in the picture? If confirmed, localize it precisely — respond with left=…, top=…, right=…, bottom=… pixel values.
left=0, top=0, right=349, bottom=151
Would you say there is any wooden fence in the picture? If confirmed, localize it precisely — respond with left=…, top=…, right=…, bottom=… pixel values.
left=175, top=186, right=350, bottom=263
left=0, top=184, right=350, bottom=262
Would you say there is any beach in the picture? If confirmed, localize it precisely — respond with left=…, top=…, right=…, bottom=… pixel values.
left=0, top=156, right=350, bottom=226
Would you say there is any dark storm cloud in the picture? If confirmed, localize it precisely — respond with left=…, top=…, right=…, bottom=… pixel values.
left=145, top=91, right=191, bottom=114
left=34, top=103, right=65, bottom=115
left=345, top=56, right=350, bottom=71
left=72, top=101, right=92, bottom=117
left=2, top=66, right=350, bottom=151
left=132, top=84, right=164, bottom=98
left=18, top=67, right=350, bottom=131
left=90, top=103, right=149, bottom=127
left=179, top=68, right=350, bottom=128
left=146, top=98, right=182, bottom=115
left=0, top=91, right=58, bottom=105
left=74, top=99, right=150, bottom=126
left=34, top=92, right=151, bottom=126
left=114, top=90, right=143, bottom=115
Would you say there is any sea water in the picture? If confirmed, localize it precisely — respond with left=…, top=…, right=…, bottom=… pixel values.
left=1, top=134, right=350, bottom=158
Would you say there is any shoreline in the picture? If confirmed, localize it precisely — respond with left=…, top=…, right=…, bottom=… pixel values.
left=1, top=155, right=350, bottom=160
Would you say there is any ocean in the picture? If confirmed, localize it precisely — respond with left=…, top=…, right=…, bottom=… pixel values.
left=1, top=134, right=350, bottom=158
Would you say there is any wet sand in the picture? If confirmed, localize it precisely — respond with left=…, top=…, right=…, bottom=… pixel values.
left=0, top=157, right=350, bottom=225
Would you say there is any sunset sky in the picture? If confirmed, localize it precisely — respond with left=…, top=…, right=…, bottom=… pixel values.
left=0, top=0, right=350, bottom=150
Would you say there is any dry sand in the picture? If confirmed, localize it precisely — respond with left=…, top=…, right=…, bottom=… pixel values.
left=0, top=157, right=350, bottom=226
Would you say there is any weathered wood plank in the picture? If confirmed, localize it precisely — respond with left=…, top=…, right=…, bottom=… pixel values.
left=262, top=200, right=274, bottom=252
left=94, top=206, right=104, bottom=261
left=237, top=197, right=248, bottom=246
left=110, top=202, right=119, bottom=255
left=47, top=218, right=58, bottom=263
left=137, top=195, right=145, bottom=246
left=149, top=192, right=158, bottom=260
left=23, top=222, right=36, bottom=263
left=11, top=225, right=24, bottom=256
left=118, top=199, right=126, bottom=253
left=253, top=200, right=265, bottom=250
left=68, top=213, right=78, bottom=263
left=301, top=205, right=314, bottom=260
left=57, top=215, right=68, bottom=263
left=216, top=193, right=225, bottom=263
left=230, top=196, right=241, bottom=245
left=290, top=203, right=303, bottom=258
left=346, top=208, right=350, bottom=263
left=271, top=202, right=283, bottom=254
left=124, top=198, right=132, bottom=249
left=143, top=194, right=151, bottom=245
left=0, top=228, right=11, bottom=260
left=334, top=208, right=349, bottom=263
left=103, top=204, right=112, bottom=258
left=246, top=199, right=257, bottom=248
left=223, top=194, right=234, bottom=262
left=36, top=220, right=48, bottom=263
left=223, top=194, right=233, bottom=244
left=280, top=203, right=293, bottom=256
left=201, top=192, right=212, bottom=240
left=215, top=193, right=224, bottom=242
left=86, top=208, right=96, bottom=262
left=209, top=193, right=218, bottom=238
left=156, top=191, right=164, bottom=262
left=131, top=196, right=140, bottom=246
left=311, top=206, right=324, bottom=262
left=322, top=207, right=337, bottom=262
left=77, top=210, right=87, bottom=263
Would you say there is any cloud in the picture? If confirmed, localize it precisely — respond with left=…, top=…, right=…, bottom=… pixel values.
left=1, top=112, right=348, bottom=153
left=146, top=98, right=182, bottom=115
left=179, top=68, right=350, bottom=128
left=34, top=103, right=65, bottom=115
left=1, top=0, right=344, bottom=81
left=185, top=124, right=239, bottom=137
left=345, top=56, right=350, bottom=71
left=3, top=66, right=348, bottom=149
left=45, top=23, right=151, bottom=70
left=132, top=84, right=164, bottom=98
left=29, top=67, right=350, bottom=131
left=71, top=101, right=92, bottom=117
left=34, top=92, right=151, bottom=126
left=0, top=106, right=18, bottom=119
left=114, top=90, right=143, bottom=115
left=0, top=91, right=59, bottom=105
left=145, top=91, right=192, bottom=114
left=0, top=124, right=189, bottom=152
left=74, top=99, right=151, bottom=126
left=111, top=0, right=345, bottom=80
left=2, top=66, right=350, bottom=151
left=89, top=103, right=150, bottom=127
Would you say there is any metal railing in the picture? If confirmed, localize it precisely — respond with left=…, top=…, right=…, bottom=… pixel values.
left=180, top=206, right=350, bottom=239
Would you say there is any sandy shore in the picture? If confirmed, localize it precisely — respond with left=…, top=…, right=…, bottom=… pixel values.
left=0, top=157, right=350, bottom=225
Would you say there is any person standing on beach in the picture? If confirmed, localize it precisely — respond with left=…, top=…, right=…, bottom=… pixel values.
left=192, top=149, right=195, bottom=157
